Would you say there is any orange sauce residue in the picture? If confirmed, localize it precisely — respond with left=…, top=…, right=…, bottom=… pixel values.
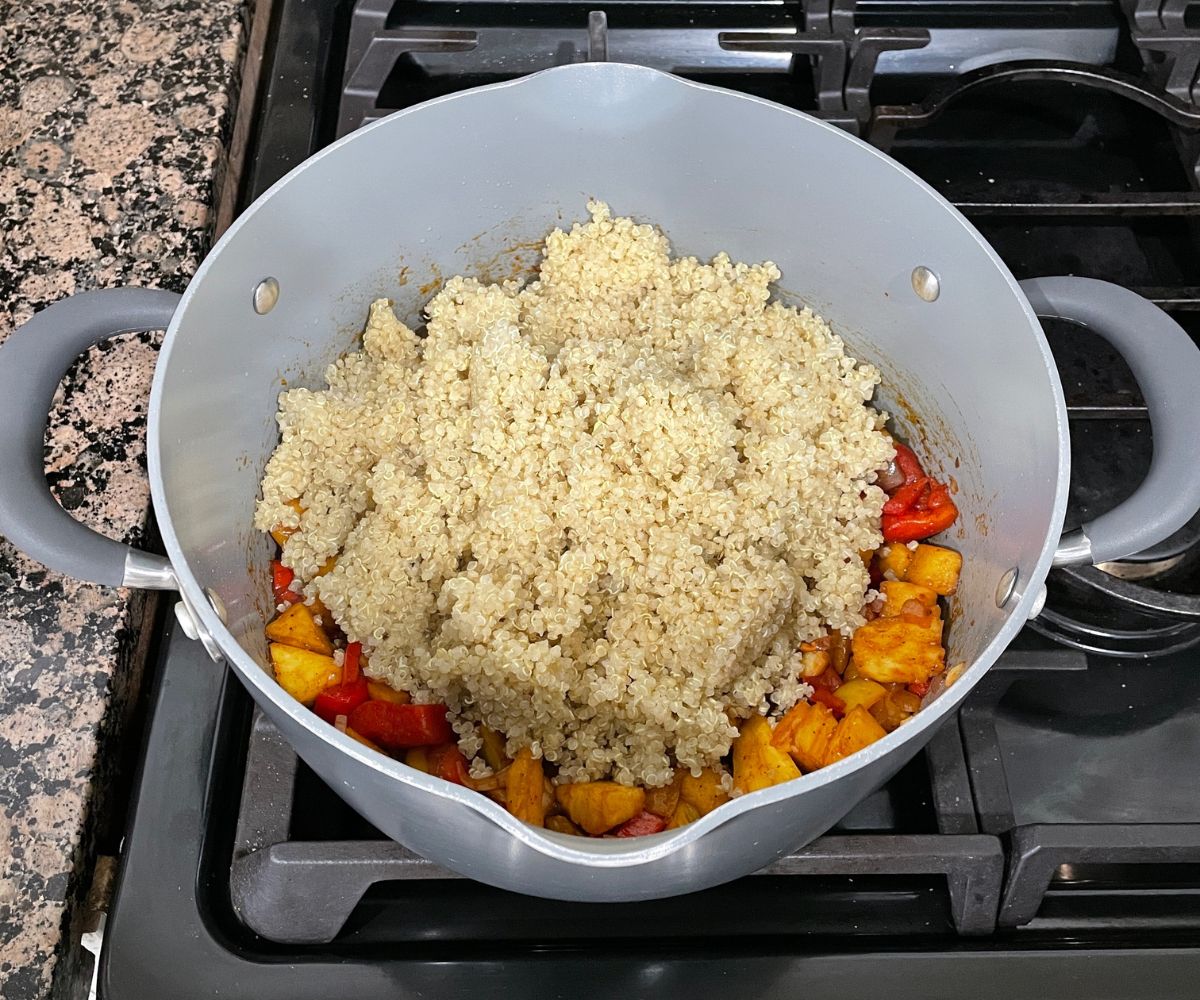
left=469, top=238, right=545, bottom=286
left=418, top=263, right=443, bottom=298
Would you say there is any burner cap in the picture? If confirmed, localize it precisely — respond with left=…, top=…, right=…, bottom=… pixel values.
left=1030, top=564, right=1200, bottom=657
left=1028, top=603, right=1200, bottom=657
left=1096, top=553, right=1188, bottom=581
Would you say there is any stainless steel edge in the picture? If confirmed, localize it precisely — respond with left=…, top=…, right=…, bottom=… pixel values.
left=1052, top=527, right=1094, bottom=567
left=121, top=549, right=179, bottom=590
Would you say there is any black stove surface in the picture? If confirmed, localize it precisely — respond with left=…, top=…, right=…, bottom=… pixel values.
left=102, top=0, right=1200, bottom=995
left=100, top=620, right=1200, bottom=999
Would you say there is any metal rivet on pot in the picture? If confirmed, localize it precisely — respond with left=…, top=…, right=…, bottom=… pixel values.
left=1027, top=584, right=1048, bottom=620
left=174, top=601, right=200, bottom=640
left=206, top=588, right=228, bottom=624
left=174, top=593, right=226, bottom=663
left=253, top=277, right=280, bottom=314
left=995, top=567, right=1019, bottom=608
left=911, top=266, right=940, bottom=302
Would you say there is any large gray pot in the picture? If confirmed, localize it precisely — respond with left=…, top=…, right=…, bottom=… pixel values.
left=3, top=63, right=1200, bottom=902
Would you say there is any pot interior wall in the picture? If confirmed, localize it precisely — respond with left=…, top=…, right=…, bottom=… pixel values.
left=153, top=65, right=1062, bottom=688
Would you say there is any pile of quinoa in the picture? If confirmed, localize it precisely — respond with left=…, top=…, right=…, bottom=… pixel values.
left=255, top=202, right=893, bottom=787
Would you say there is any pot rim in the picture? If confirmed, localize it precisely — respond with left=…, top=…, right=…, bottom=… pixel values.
left=146, top=61, right=1070, bottom=867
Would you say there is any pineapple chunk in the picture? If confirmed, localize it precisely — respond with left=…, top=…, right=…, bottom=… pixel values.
left=880, top=580, right=939, bottom=618
left=507, top=748, right=546, bottom=827
left=906, top=543, right=963, bottom=595
left=667, top=800, right=701, bottom=829
left=851, top=616, right=945, bottom=684
left=545, top=814, right=581, bottom=836
left=480, top=726, right=510, bottom=772
left=733, top=715, right=802, bottom=793
left=877, top=543, right=914, bottom=580
left=270, top=498, right=305, bottom=548
left=679, top=768, right=730, bottom=815
left=405, top=747, right=432, bottom=772
left=824, top=706, right=888, bottom=766
left=800, top=646, right=831, bottom=678
left=265, top=602, right=334, bottom=655
left=556, top=782, right=646, bottom=835
left=269, top=643, right=341, bottom=705
left=346, top=727, right=381, bottom=752
left=772, top=700, right=838, bottom=772
left=366, top=679, right=410, bottom=704
left=834, top=678, right=887, bottom=713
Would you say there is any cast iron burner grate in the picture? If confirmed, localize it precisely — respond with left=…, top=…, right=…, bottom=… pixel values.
left=224, top=648, right=1200, bottom=947
left=101, top=622, right=1200, bottom=1000
left=337, top=0, right=1124, bottom=136
left=228, top=713, right=1003, bottom=943
left=959, top=646, right=1200, bottom=928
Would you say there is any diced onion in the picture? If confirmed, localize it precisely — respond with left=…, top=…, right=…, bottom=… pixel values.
left=899, top=599, right=932, bottom=624
left=466, top=766, right=509, bottom=792
left=876, top=459, right=906, bottom=492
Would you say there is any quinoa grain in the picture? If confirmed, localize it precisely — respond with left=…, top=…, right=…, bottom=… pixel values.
left=255, top=202, right=892, bottom=786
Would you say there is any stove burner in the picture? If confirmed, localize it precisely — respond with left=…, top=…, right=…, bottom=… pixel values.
left=1029, top=564, right=1200, bottom=657
left=1028, top=603, right=1200, bottom=657
left=1032, top=509, right=1200, bottom=656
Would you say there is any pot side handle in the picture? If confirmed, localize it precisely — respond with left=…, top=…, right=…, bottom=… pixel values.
left=0, top=288, right=183, bottom=589
left=1020, top=276, right=1200, bottom=567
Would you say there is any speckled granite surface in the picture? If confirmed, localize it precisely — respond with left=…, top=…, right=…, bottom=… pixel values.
left=0, top=2, right=250, bottom=996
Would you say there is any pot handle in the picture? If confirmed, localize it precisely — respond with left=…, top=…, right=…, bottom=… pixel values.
left=0, top=288, right=183, bottom=589
left=1019, top=276, right=1200, bottom=567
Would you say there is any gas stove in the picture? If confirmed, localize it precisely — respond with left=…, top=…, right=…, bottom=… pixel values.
left=100, top=2, right=1200, bottom=996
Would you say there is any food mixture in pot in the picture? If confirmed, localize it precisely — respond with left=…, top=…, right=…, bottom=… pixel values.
left=255, top=202, right=963, bottom=836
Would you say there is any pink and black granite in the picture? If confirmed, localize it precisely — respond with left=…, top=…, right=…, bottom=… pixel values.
left=0, top=1, right=249, bottom=996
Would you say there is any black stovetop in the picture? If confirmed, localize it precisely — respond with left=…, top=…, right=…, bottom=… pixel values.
left=99, top=617, right=1200, bottom=999
left=101, top=2, right=1200, bottom=996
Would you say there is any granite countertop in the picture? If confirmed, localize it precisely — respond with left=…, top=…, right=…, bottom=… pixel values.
left=0, top=1, right=251, bottom=995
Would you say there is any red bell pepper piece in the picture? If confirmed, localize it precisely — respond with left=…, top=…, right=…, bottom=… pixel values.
left=313, top=677, right=369, bottom=724
left=882, top=503, right=959, bottom=542
left=342, top=642, right=362, bottom=683
left=907, top=679, right=931, bottom=698
left=881, top=465, right=959, bottom=542
left=346, top=700, right=454, bottom=751
left=810, top=666, right=842, bottom=693
left=615, top=810, right=669, bottom=838
left=271, top=560, right=293, bottom=600
left=892, top=443, right=925, bottom=485
left=810, top=688, right=846, bottom=717
left=883, top=477, right=929, bottom=515
left=271, top=560, right=301, bottom=604
left=427, top=744, right=471, bottom=785
left=925, top=482, right=955, bottom=510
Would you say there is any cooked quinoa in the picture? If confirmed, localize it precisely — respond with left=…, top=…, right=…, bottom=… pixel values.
left=255, top=201, right=893, bottom=787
